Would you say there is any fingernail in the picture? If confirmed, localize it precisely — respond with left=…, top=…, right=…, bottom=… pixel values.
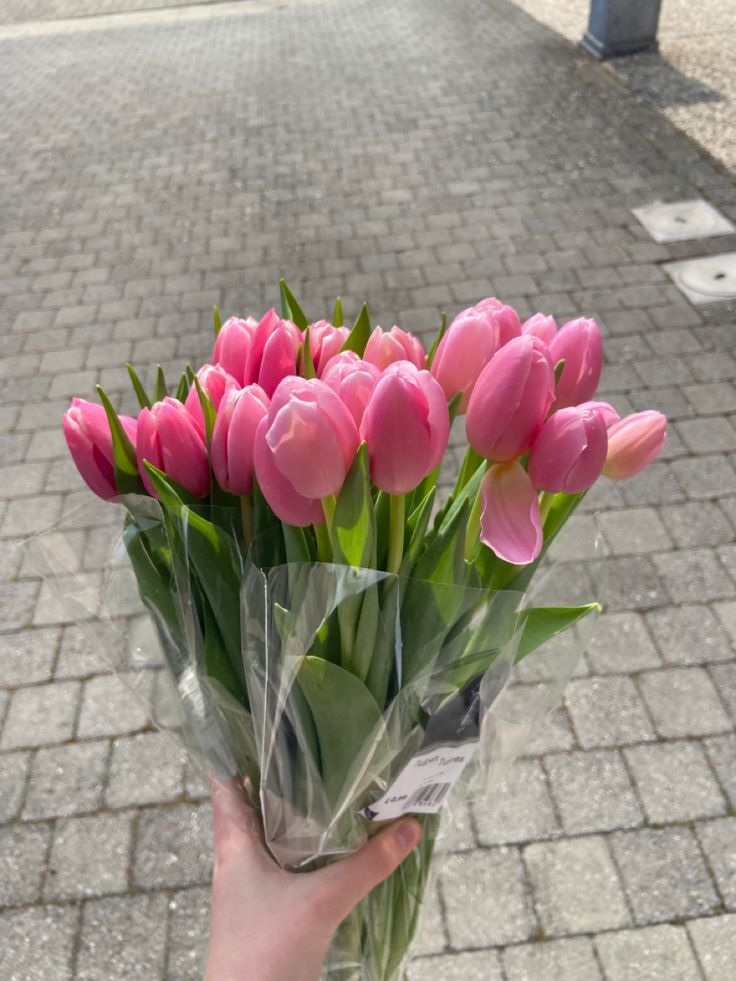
left=395, top=819, right=421, bottom=850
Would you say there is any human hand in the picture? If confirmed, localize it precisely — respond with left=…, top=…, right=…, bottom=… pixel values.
left=204, top=776, right=423, bottom=981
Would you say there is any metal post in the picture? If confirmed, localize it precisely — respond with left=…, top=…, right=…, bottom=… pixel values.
left=580, top=0, right=663, bottom=59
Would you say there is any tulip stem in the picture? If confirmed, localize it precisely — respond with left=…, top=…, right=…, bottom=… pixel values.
left=387, top=494, right=405, bottom=575
left=464, top=484, right=484, bottom=562
left=240, top=494, right=254, bottom=545
left=539, top=491, right=555, bottom=527
left=322, top=495, right=336, bottom=533
left=315, top=523, right=332, bottom=563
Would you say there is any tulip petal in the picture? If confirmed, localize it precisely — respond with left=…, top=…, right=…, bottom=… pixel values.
left=253, top=417, right=324, bottom=527
left=480, top=462, right=543, bottom=565
left=266, top=399, right=348, bottom=499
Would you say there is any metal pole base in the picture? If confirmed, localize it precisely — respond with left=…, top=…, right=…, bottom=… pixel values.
left=580, top=0, right=662, bottom=60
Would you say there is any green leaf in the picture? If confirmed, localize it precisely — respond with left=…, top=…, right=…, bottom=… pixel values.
left=126, top=364, right=151, bottom=410
left=96, top=386, right=142, bottom=495
left=332, top=296, right=343, bottom=327
left=426, top=311, right=448, bottom=370
left=296, top=656, right=382, bottom=804
left=203, top=600, right=244, bottom=701
left=213, top=304, right=222, bottom=337
left=403, top=487, right=436, bottom=567
left=142, top=462, right=199, bottom=509
left=153, top=365, right=168, bottom=403
left=554, top=359, right=566, bottom=384
left=175, top=371, right=190, bottom=402
left=330, top=444, right=376, bottom=568
left=374, top=490, right=390, bottom=570
left=340, top=303, right=371, bottom=356
left=301, top=326, right=317, bottom=379
left=193, top=377, right=217, bottom=444
left=283, top=524, right=312, bottom=565
left=515, top=603, right=601, bottom=663
left=279, top=278, right=308, bottom=329
left=448, top=392, right=462, bottom=426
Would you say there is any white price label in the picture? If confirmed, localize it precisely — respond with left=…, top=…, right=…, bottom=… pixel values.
left=361, top=742, right=478, bottom=821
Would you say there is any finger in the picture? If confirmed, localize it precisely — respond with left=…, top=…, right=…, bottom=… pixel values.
left=311, top=818, right=423, bottom=922
left=208, top=772, right=263, bottom=853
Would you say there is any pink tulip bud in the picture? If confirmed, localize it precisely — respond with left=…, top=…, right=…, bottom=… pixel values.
left=578, top=400, right=620, bottom=428
left=309, top=320, right=350, bottom=376
left=184, top=363, right=238, bottom=435
left=244, top=309, right=302, bottom=394
left=363, top=325, right=426, bottom=371
left=430, top=310, right=501, bottom=412
left=63, top=398, right=137, bottom=500
left=321, top=354, right=381, bottom=427
left=254, top=377, right=359, bottom=525
left=360, top=362, right=449, bottom=495
left=522, top=313, right=558, bottom=345
left=548, top=317, right=602, bottom=410
left=137, top=397, right=210, bottom=498
left=480, top=461, right=542, bottom=565
left=603, top=411, right=667, bottom=480
left=466, top=335, right=555, bottom=461
left=212, top=316, right=258, bottom=385
left=211, top=384, right=270, bottom=495
left=473, top=297, right=522, bottom=346
left=528, top=405, right=608, bottom=494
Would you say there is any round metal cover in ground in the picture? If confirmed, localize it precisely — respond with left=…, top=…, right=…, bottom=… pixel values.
left=664, top=253, right=736, bottom=304
left=632, top=200, right=735, bottom=243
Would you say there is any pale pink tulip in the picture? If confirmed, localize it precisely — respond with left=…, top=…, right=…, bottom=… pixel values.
left=473, top=297, right=522, bottom=346
left=549, top=317, right=602, bottom=410
left=321, top=355, right=381, bottom=428
left=244, top=309, right=302, bottom=395
left=136, top=397, right=210, bottom=498
left=360, top=362, right=449, bottom=495
left=211, top=385, right=270, bottom=495
left=184, top=363, right=237, bottom=435
left=63, top=399, right=137, bottom=500
left=363, top=325, right=426, bottom=371
left=309, top=320, right=350, bottom=376
left=212, top=316, right=258, bottom=384
left=528, top=405, right=608, bottom=494
left=466, top=335, right=555, bottom=461
left=603, top=411, right=667, bottom=480
left=430, top=309, right=501, bottom=412
left=480, top=461, right=542, bottom=564
left=522, top=313, right=557, bottom=345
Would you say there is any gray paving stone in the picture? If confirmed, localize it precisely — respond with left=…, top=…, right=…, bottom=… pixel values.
left=1, top=681, right=80, bottom=749
left=0, top=627, right=59, bottom=686
left=166, top=887, right=210, bottom=981
left=670, top=456, right=736, bottom=500
left=678, top=417, right=736, bottom=455
left=502, top=937, right=602, bottom=981
left=638, top=668, right=731, bottom=738
left=77, top=894, right=168, bottom=981
left=645, top=605, right=734, bottom=666
left=45, top=812, right=132, bottom=900
left=23, top=740, right=109, bottom=819
left=0, top=822, right=50, bottom=907
left=0, top=750, right=30, bottom=824
left=408, top=950, right=503, bottom=981
left=621, top=463, right=686, bottom=507
left=524, top=836, right=630, bottom=936
left=697, top=818, right=736, bottom=911
left=0, top=905, right=78, bottom=981
left=653, top=549, right=735, bottom=605
left=601, top=556, right=669, bottom=611
left=0, top=579, right=39, bottom=630
left=660, top=501, right=734, bottom=550
left=565, top=676, right=656, bottom=748
left=410, top=881, right=445, bottom=957
left=598, top=508, right=672, bottom=555
left=610, top=828, right=719, bottom=924
left=545, top=749, right=643, bottom=834
left=439, top=848, right=535, bottom=947
left=595, top=924, right=702, bottom=981
left=55, top=622, right=118, bottom=678
left=106, top=731, right=185, bottom=808
left=585, top=611, right=661, bottom=674
left=134, top=802, right=213, bottom=890
left=704, top=734, right=736, bottom=808
left=625, top=741, right=726, bottom=824
left=687, top=914, right=736, bottom=981
left=472, top=758, right=558, bottom=845
left=77, top=671, right=153, bottom=738
left=709, top=661, right=736, bottom=724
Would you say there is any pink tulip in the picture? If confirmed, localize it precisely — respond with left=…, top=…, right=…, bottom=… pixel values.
left=212, top=316, right=258, bottom=384
left=480, top=461, right=542, bottom=565
left=321, top=354, right=381, bottom=427
left=466, top=335, right=555, bottom=461
left=522, top=313, right=557, bottom=346
left=603, top=411, right=667, bottom=480
left=528, top=405, right=608, bottom=494
left=63, top=398, right=137, bottom=500
left=430, top=309, right=501, bottom=412
left=548, top=317, right=602, bottom=410
left=363, top=325, right=426, bottom=371
left=184, top=363, right=237, bottom=435
left=136, top=397, right=210, bottom=498
left=474, top=298, right=522, bottom=346
left=360, top=362, right=449, bottom=495
left=254, top=377, right=359, bottom=525
left=211, top=384, right=270, bottom=495
left=309, top=320, right=350, bottom=376
left=578, top=400, right=620, bottom=428
left=244, top=309, right=302, bottom=395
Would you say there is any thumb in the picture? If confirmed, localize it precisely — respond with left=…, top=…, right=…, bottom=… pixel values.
left=312, top=818, right=423, bottom=923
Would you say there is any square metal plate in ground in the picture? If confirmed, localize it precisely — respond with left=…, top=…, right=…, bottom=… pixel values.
left=632, top=200, right=735, bottom=243
left=663, top=253, right=736, bottom=304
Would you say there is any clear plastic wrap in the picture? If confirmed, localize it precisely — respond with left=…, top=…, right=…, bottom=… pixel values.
left=32, top=495, right=603, bottom=981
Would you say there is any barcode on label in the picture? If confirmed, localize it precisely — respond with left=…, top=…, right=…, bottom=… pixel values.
left=406, top=782, right=452, bottom=810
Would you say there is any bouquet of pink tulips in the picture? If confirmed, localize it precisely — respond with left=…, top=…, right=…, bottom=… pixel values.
left=60, top=282, right=666, bottom=980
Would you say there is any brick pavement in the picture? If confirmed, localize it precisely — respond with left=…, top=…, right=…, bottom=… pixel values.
left=1, top=0, right=735, bottom=978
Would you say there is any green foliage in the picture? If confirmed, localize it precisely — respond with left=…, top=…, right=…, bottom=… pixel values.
left=340, top=303, right=371, bottom=356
